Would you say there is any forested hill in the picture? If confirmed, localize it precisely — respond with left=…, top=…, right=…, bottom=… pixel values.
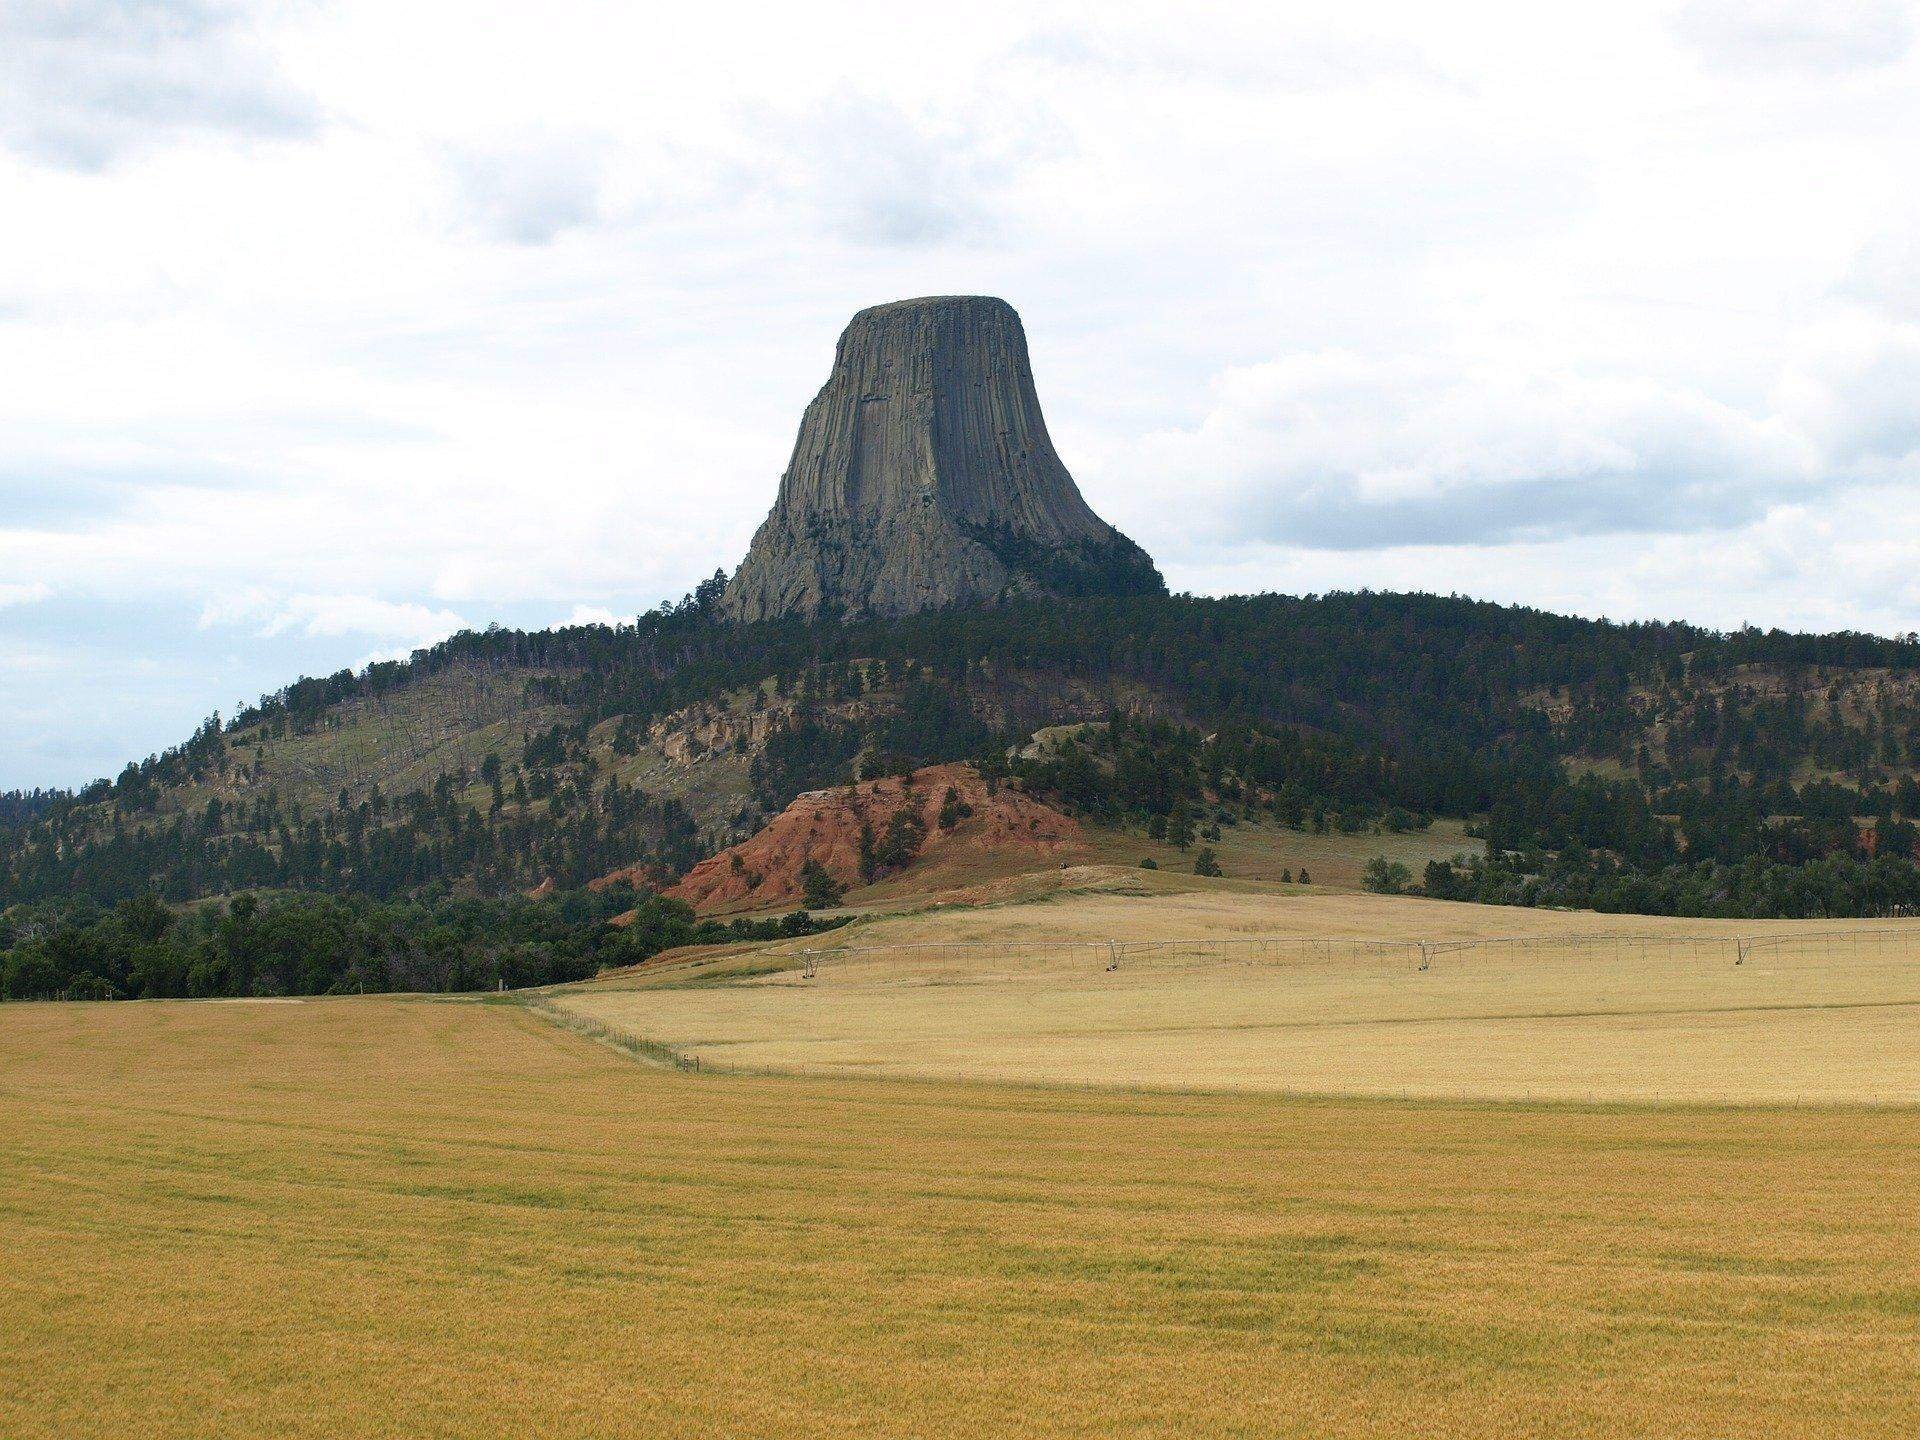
left=8, top=587, right=1920, bottom=915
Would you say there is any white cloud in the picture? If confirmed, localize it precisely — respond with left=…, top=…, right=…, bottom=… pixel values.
left=0, top=0, right=319, bottom=171
left=0, top=581, right=54, bottom=609
left=1773, top=313, right=1920, bottom=466
left=446, top=131, right=609, bottom=245
left=195, top=587, right=270, bottom=629
left=1169, top=483, right=1920, bottom=640
left=351, top=641, right=438, bottom=668
left=199, top=590, right=467, bottom=646
left=1014, top=13, right=1447, bottom=92
left=269, top=595, right=468, bottom=644
left=750, top=89, right=1065, bottom=247
left=560, top=604, right=622, bottom=628
left=6, top=0, right=1920, bottom=783
left=1124, top=345, right=1833, bottom=553
left=1672, top=0, right=1915, bottom=75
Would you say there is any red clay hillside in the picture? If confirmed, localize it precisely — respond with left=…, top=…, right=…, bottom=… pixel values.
left=660, top=763, right=1083, bottom=912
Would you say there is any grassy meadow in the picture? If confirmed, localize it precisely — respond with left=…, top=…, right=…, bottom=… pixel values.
left=4, top=995, right=1920, bottom=1439
left=560, top=883, right=1920, bottom=1103
left=821, top=817, right=1479, bottom=916
left=1082, top=815, right=1480, bottom=890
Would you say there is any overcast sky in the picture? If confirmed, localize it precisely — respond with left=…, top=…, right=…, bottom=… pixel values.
left=5, top=0, right=1920, bottom=788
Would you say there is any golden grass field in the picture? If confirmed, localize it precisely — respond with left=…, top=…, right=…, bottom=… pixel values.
left=1084, top=815, right=1480, bottom=890
left=559, top=876, right=1920, bottom=1103
left=4, top=994, right=1919, bottom=1439
left=835, top=815, right=1477, bottom=912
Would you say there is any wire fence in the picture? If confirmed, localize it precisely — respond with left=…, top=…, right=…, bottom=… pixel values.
left=781, top=923, right=1920, bottom=987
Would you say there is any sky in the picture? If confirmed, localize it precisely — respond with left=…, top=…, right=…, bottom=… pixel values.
left=5, top=0, right=1920, bottom=788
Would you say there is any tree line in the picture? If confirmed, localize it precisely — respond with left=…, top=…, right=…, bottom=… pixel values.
left=10, top=589, right=1920, bottom=919
left=0, top=886, right=843, bottom=1003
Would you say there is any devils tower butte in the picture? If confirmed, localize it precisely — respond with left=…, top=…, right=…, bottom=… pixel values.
left=722, top=296, right=1163, bottom=621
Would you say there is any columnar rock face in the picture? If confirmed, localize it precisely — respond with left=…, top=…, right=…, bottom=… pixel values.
left=722, top=295, right=1163, bottom=622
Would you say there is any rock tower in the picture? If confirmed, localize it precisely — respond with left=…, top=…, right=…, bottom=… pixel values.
left=722, top=295, right=1162, bottom=621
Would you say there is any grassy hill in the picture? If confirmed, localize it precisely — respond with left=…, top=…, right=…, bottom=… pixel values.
left=11, top=590, right=1920, bottom=918
left=145, top=666, right=567, bottom=824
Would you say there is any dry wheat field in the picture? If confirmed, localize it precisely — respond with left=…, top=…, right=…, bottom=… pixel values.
left=3, top=994, right=1919, bottom=1440
left=557, top=885, right=1920, bottom=1102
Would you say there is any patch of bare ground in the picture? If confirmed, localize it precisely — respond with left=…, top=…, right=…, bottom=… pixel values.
left=661, top=763, right=1084, bottom=912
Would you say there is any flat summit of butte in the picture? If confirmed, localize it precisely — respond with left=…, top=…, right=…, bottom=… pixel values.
left=722, top=295, right=1164, bottom=621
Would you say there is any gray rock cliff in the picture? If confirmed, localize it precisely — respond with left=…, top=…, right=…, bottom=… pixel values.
left=722, top=295, right=1163, bottom=621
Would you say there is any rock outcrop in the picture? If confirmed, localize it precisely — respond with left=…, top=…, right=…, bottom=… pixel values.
left=723, top=296, right=1162, bottom=622
left=660, top=762, right=1084, bottom=912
